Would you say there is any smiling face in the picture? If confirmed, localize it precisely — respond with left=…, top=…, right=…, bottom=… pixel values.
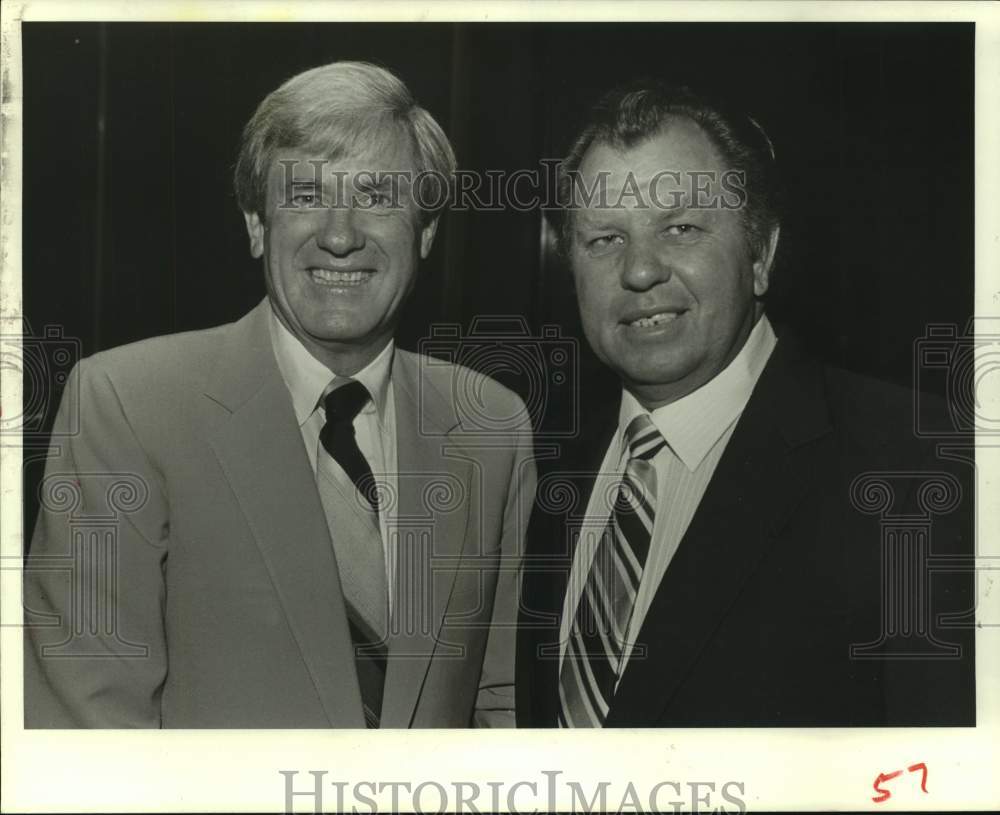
left=569, top=119, right=778, bottom=408
left=244, top=135, right=437, bottom=374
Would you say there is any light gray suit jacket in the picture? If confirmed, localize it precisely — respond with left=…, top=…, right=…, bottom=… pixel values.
left=24, top=300, right=536, bottom=728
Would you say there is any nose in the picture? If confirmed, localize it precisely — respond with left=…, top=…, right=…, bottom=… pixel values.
left=621, top=236, right=671, bottom=291
left=316, top=206, right=365, bottom=255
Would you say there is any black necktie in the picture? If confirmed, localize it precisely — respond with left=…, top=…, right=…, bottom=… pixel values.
left=318, top=379, right=386, bottom=727
left=320, top=380, right=380, bottom=515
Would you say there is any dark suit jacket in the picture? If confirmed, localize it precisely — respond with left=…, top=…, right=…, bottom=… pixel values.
left=517, top=336, right=975, bottom=727
left=25, top=299, right=536, bottom=728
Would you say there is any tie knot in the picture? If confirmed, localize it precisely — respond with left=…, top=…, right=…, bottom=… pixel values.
left=625, top=414, right=665, bottom=461
left=324, top=380, right=370, bottom=423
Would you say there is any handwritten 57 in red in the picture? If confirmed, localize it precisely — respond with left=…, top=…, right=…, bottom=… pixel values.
left=873, top=762, right=928, bottom=803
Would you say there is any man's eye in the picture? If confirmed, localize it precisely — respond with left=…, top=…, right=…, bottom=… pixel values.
left=664, top=224, right=697, bottom=236
left=356, top=189, right=392, bottom=208
left=587, top=234, right=624, bottom=253
left=291, top=192, right=318, bottom=206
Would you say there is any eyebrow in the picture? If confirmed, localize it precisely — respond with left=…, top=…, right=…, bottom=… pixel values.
left=657, top=204, right=698, bottom=218
left=573, top=215, right=619, bottom=233
left=576, top=205, right=715, bottom=239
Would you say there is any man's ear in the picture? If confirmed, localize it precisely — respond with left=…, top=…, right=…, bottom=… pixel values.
left=419, top=216, right=440, bottom=260
left=243, top=211, right=265, bottom=259
left=752, top=224, right=780, bottom=297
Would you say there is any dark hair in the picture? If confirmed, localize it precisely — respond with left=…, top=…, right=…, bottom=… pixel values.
left=553, top=79, right=781, bottom=261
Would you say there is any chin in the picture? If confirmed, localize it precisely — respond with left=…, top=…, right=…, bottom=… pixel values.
left=621, top=359, right=705, bottom=400
left=626, top=370, right=688, bottom=391
left=626, top=356, right=696, bottom=386
left=309, top=329, right=372, bottom=346
left=302, top=313, right=370, bottom=338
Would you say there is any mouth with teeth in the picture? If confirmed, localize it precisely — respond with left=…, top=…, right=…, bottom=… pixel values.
left=627, top=310, right=686, bottom=329
left=308, top=267, right=375, bottom=286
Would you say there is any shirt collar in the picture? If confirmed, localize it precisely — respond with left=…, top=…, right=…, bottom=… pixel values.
left=618, top=315, right=777, bottom=472
left=267, top=301, right=393, bottom=428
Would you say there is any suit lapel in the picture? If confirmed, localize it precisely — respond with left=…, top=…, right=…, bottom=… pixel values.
left=205, top=301, right=365, bottom=727
left=606, top=338, right=833, bottom=726
left=379, top=351, right=474, bottom=727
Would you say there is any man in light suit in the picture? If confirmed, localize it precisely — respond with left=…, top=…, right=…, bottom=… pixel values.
left=516, top=81, right=975, bottom=727
left=25, top=61, right=535, bottom=728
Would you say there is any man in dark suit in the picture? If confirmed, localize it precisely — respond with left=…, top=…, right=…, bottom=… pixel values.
left=517, top=81, right=974, bottom=727
left=24, top=61, right=535, bottom=728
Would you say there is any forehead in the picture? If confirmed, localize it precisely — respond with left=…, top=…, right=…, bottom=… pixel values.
left=574, top=118, right=725, bottom=205
left=269, top=129, right=418, bottom=183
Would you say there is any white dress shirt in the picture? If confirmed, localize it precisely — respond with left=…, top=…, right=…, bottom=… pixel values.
left=559, top=316, right=778, bottom=681
left=268, top=304, right=398, bottom=604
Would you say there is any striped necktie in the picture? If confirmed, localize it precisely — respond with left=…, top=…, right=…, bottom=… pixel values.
left=318, top=379, right=387, bottom=728
left=558, top=413, right=666, bottom=727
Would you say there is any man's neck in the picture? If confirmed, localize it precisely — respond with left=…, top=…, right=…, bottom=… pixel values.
left=302, top=337, right=391, bottom=377
left=627, top=307, right=766, bottom=410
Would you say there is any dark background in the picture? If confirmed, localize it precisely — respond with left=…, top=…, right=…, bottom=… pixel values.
left=21, top=22, right=974, bottom=538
